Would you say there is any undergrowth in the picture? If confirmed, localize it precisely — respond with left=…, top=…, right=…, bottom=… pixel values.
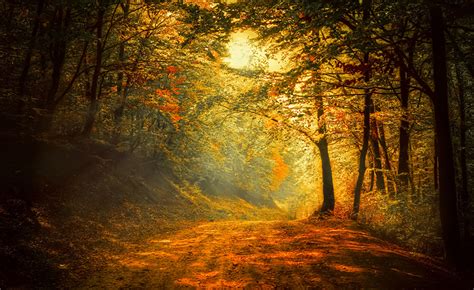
left=358, top=191, right=443, bottom=257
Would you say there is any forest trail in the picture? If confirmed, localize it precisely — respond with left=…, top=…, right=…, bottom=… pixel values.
left=79, top=218, right=461, bottom=289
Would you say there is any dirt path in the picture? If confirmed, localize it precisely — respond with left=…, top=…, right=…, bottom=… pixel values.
left=80, top=219, right=461, bottom=289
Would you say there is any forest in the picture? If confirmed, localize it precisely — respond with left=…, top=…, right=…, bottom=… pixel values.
left=0, top=0, right=473, bottom=288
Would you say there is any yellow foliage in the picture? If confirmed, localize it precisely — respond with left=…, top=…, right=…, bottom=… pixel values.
left=210, top=142, right=225, bottom=165
left=270, top=148, right=289, bottom=191
left=264, top=118, right=277, bottom=129
left=268, top=86, right=279, bottom=97
left=186, top=0, right=212, bottom=9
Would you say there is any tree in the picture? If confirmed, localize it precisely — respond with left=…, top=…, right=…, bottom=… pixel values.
left=316, top=94, right=335, bottom=213
left=352, top=0, right=372, bottom=219
left=397, top=64, right=410, bottom=196
left=429, top=4, right=462, bottom=268
left=18, top=0, right=45, bottom=104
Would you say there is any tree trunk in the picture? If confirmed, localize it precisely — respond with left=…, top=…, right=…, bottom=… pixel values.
left=45, top=6, right=70, bottom=106
left=18, top=0, right=45, bottom=108
left=317, top=138, right=335, bottom=214
left=398, top=64, right=410, bottom=198
left=112, top=1, right=130, bottom=144
left=352, top=0, right=371, bottom=220
left=378, top=122, right=395, bottom=196
left=455, top=63, right=471, bottom=245
left=83, top=98, right=100, bottom=137
left=37, top=6, right=71, bottom=133
left=352, top=85, right=371, bottom=220
left=370, top=104, right=385, bottom=192
left=315, top=95, right=335, bottom=214
left=368, top=154, right=374, bottom=192
left=112, top=85, right=129, bottom=144
left=430, top=5, right=462, bottom=268
left=434, top=136, right=439, bottom=190
left=82, top=4, right=105, bottom=137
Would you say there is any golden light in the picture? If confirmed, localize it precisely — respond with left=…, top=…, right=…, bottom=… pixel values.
left=224, top=32, right=255, bottom=69
left=268, top=57, right=285, bottom=72
left=224, top=30, right=290, bottom=72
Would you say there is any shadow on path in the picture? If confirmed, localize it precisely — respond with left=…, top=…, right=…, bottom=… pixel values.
left=82, top=218, right=462, bottom=289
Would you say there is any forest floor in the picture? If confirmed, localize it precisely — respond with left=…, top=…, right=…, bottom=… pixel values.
left=79, top=218, right=465, bottom=289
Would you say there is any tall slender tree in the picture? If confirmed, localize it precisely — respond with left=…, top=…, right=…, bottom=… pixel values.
left=429, top=4, right=462, bottom=268
left=352, top=0, right=372, bottom=219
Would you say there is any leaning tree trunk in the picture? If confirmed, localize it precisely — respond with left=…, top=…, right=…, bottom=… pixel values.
left=430, top=5, right=462, bottom=268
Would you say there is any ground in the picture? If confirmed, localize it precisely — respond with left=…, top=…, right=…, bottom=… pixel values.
left=80, top=218, right=462, bottom=289
left=0, top=139, right=470, bottom=288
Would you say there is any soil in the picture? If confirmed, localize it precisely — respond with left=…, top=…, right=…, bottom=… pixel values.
left=79, top=218, right=464, bottom=289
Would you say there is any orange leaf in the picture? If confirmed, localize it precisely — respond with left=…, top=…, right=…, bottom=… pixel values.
left=171, top=114, right=182, bottom=122
left=268, top=87, right=279, bottom=97
left=159, top=104, right=180, bottom=113
left=167, top=66, right=179, bottom=74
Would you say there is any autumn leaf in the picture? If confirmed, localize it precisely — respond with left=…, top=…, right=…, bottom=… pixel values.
left=172, top=87, right=181, bottom=95
left=171, top=114, right=182, bottom=122
left=268, top=87, right=279, bottom=97
left=175, top=76, right=187, bottom=85
left=156, top=88, right=175, bottom=98
left=159, top=104, right=180, bottom=113
left=167, top=66, right=179, bottom=74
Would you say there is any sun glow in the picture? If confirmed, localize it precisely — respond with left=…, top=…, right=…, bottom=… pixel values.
left=224, top=32, right=256, bottom=69
left=224, top=30, right=290, bottom=72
